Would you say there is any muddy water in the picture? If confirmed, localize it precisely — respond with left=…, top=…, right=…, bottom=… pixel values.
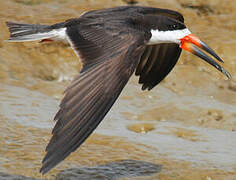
left=0, top=0, right=236, bottom=179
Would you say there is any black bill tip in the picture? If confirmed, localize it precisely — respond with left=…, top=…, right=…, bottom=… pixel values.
left=192, top=45, right=231, bottom=79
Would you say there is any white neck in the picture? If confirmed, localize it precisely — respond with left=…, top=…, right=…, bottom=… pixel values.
left=147, top=28, right=191, bottom=45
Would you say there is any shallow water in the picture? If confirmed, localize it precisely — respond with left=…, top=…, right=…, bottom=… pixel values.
left=0, top=0, right=236, bottom=179
left=0, top=81, right=235, bottom=179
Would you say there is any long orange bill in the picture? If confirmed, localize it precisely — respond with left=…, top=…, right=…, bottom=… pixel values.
left=180, top=34, right=231, bottom=79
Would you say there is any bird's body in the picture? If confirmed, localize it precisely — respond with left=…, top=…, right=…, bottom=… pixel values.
left=6, top=6, right=230, bottom=174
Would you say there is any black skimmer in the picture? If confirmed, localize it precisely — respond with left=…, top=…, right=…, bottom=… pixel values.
left=6, top=6, right=231, bottom=174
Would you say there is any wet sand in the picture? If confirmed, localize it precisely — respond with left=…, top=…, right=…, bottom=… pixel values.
left=0, top=0, right=236, bottom=179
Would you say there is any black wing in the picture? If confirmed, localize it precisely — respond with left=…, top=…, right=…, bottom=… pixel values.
left=136, top=43, right=182, bottom=90
left=40, top=23, right=145, bottom=174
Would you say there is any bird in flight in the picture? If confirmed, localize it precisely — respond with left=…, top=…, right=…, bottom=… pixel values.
left=6, top=6, right=231, bottom=174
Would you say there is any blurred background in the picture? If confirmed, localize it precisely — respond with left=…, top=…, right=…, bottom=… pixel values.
left=0, top=0, right=235, bottom=179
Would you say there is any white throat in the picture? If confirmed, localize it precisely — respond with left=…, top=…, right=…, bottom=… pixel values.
left=147, top=28, right=191, bottom=45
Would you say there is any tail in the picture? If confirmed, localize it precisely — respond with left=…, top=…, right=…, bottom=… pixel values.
left=6, top=21, right=66, bottom=42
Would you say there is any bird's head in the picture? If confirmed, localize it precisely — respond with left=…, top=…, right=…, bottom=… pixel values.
left=147, top=17, right=231, bottom=79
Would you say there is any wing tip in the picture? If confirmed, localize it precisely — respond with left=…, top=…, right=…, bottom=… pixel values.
left=40, top=152, right=60, bottom=174
left=40, top=163, right=52, bottom=175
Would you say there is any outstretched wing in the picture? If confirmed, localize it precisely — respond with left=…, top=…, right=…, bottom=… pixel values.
left=40, top=24, right=145, bottom=174
left=135, top=43, right=182, bottom=90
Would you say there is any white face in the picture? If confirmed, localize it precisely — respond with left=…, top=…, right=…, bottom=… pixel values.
left=147, top=28, right=191, bottom=45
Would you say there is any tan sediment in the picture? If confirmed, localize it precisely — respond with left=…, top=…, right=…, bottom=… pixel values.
left=0, top=0, right=235, bottom=179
